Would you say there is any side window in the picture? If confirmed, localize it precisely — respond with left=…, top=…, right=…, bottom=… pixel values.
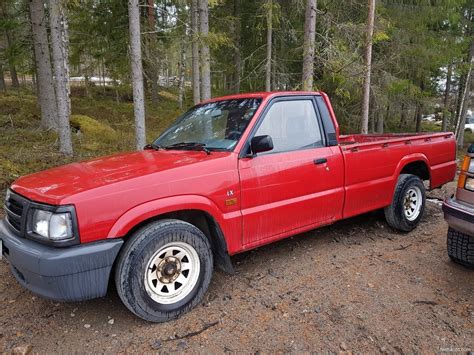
left=255, top=100, right=323, bottom=154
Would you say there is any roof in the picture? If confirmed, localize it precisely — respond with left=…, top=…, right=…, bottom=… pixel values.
left=201, top=91, right=323, bottom=104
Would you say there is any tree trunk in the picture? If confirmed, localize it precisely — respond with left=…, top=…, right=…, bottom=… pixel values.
left=147, top=0, right=159, bottom=106
left=48, top=0, right=73, bottom=156
left=128, top=0, right=146, bottom=149
left=30, top=0, right=58, bottom=130
left=265, top=0, right=272, bottom=92
left=0, top=2, right=19, bottom=88
left=456, top=41, right=473, bottom=147
left=0, top=63, right=5, bottom=92
left=191, top=0, right=200, bottom=104
left=360, top=0, right=375, bottom=134
left=399, top=103, right=406, bottom=128
left=415, top=103, right=422, bottom=132
left=5, top=39, right=20, bottom=88
left=233, top=0, right=241, bottom=93
left=442, top=63, right=452, bottom=132
left=178, top=40, right=186, bottom=110
left=199, top=0, right=211, bottom=100
left=454, top=73, right=466, bottom=131
left=377, top=103, right=387, bottom=133
left=302, top=0, right=317, bottom=91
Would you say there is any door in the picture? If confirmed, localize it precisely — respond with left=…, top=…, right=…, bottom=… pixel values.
left=239, top=98, right=344, bottom=247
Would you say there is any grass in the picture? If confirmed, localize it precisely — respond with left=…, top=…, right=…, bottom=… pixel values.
left=0, top=88, right=472, bottom=201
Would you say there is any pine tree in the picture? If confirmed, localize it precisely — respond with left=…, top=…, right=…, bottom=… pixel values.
left=128, top=0, right=146, bottom=149
left=191, top=0, right=200, bottom=104
left=265, top=0, right=272, bottom=92
left=302, top=0, right=317, bottom=91
left=29, top=0, right=58, bottom=130
left=199, top=0, right=211, bottom=100
left=48, top=0, right=73, bottom=155
left=360, top=0, right=375, bottom=134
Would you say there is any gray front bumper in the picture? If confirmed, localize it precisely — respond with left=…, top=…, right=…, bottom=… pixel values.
left=0, top=219, right=123, bottom=301
left=442, top=197, right=474, bottom=237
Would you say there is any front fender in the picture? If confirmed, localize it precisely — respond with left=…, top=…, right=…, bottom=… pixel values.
left=106, top=195, right=228, bottom=239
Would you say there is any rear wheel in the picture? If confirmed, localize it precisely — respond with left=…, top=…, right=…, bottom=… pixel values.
left=447, top=227, right=474, bottom=268
left=115, top=219, right=213, bottom=322
left=384, top=174, right=426, bottom=232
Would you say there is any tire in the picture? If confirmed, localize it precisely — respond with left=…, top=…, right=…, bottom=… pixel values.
left=114, top=219, right=213, bottom=322
left=447, top=227, right=474, bottom=268
left=384, top=174, right=426, bottom=232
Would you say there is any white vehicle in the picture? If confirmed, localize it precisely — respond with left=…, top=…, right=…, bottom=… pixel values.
left=465, top=116, right=474, bottom=133
left=422, top=114, right=436, bottom=122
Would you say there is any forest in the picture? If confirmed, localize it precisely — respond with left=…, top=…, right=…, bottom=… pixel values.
left=0, top=0, right=473, bottom=185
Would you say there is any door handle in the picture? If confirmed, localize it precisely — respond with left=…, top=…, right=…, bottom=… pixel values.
left=314, top=158, right=328, bottom=165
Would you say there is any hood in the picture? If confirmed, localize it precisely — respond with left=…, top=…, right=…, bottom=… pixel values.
left=11, top=149, right=229, bottom=205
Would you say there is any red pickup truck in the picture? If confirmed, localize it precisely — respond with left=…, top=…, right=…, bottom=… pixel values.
left=1, top=91, right=456, bottom=322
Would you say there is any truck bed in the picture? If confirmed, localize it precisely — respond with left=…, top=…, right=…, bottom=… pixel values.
left=339, top=132, right=450, bottom=145
left=338, top=132, right=457, bottom=219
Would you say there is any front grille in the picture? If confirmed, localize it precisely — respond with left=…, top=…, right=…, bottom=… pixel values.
left=4, top=190, right=27, bottom=235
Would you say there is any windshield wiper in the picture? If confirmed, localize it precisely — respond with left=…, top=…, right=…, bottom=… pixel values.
left=164, top=142, right=211, bottom=155
left=144, top=143, right=164, bottom=150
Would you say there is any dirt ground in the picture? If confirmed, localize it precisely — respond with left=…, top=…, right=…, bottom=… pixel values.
left=0, top=182, right=473, bottom=354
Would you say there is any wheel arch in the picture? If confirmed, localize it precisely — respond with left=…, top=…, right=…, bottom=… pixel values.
left=108, top=196, right=234, bottom=273
left=395, top=154, right=431, bottom=187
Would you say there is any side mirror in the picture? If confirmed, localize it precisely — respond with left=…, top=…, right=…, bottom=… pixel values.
left=250, top=135, right=274, bottom=155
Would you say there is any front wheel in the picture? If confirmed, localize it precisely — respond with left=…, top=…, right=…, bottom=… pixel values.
left=447, top=228, right=474, bottom=268
left=114, top=219, right=213, bottom=322
left=384, top=174, right=426, bottom=232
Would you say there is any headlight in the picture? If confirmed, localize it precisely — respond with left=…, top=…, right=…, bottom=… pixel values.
left=469, top=159, right=474, bottom=174
left=465, top=177, right=474, bottom=192
left=32, top=209, right=73, bottom=240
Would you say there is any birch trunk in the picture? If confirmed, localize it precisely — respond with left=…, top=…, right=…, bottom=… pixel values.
left=454, top=73, right=466, bottom=130
left=265, top=0, right=272, bottom=92
left=128, top=0, right=146, bottom=149
left=199, top=0, right=211, bottom=100
left=191, top=0, right=200, bottom=104
left=302, top=0, right=317, bottom=91
left=360, top=0, right=375, bottom=134
left=442, top=63, right=452, bottom=132
left=48, top=0, right=73, bottom=155
left=30, top=0, right=58, bottom=130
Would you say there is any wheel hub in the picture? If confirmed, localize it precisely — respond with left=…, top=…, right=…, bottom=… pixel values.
left=157, top=256, right=181, bottom=283
left=145, top=242, right=200, bottom=305
left=403, top=186, right=422, bottom=221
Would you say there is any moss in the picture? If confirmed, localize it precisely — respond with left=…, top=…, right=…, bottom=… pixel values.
left=158, top=90, right=178, bottom=101
left=70, top=114, right=118, bottom=141
left=0, top=159, right=23, bottom=184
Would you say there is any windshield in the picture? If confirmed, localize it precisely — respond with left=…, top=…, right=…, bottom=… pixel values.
left=154, top=98, right=262, bottom=151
